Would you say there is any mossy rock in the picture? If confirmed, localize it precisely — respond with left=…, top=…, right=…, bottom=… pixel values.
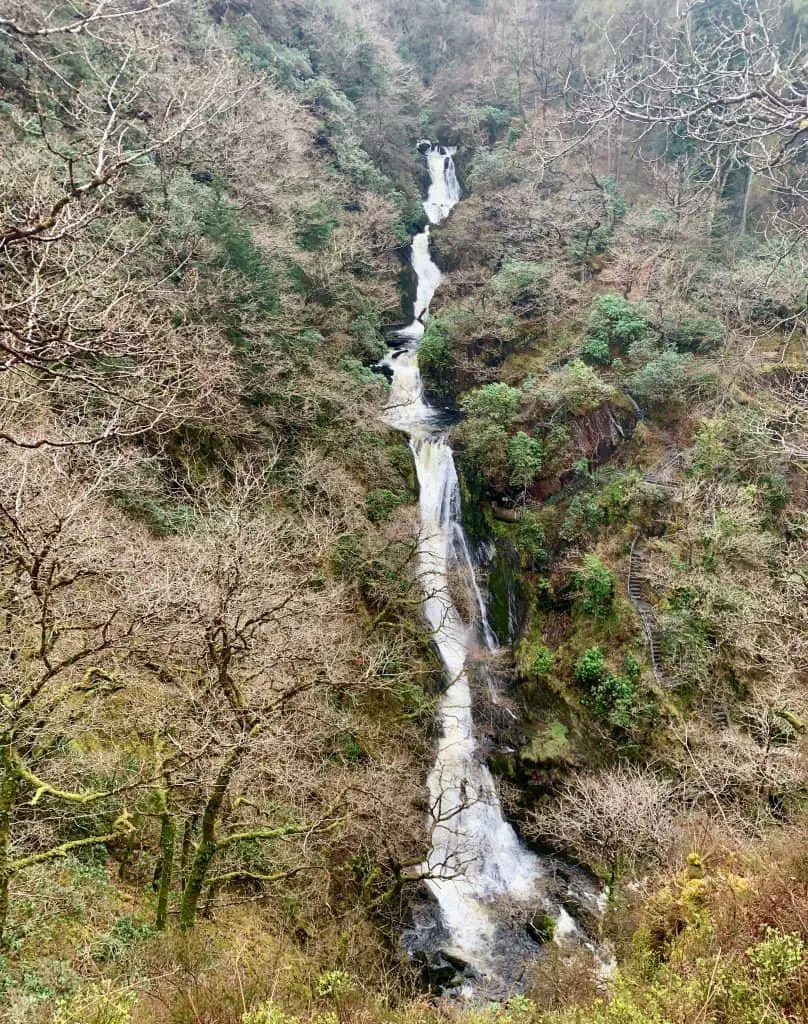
left=521, top=720, right=571, bottom=766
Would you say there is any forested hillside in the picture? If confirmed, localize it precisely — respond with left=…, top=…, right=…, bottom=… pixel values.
left=0, top=1, right=805, bottom=1022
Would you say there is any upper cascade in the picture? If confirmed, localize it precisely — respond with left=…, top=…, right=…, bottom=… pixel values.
left=422, top=143, right=461, bottom=225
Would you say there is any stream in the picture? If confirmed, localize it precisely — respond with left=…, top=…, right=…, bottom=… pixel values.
left=380, top=145, right=599, bottom=996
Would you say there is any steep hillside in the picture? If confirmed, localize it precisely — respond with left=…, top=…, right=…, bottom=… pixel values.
left=0, top=0, right=806, bottom=1022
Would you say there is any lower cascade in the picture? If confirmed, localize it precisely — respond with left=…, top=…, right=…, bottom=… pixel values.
left=382, top=144, right=598, bottom=995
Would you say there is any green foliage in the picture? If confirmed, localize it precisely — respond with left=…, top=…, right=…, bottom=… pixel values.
left=629, top=348, right=693, bottom=406
left=574, top=646, right=609, bottom=688
left=492, top=258, right=550, bottom=314
left=582, top=334, right=611, bottom=365
left=91, top=917, right=154, bottom=963
left=54, top=981, right=136, bottom=1024
left=535, top=360, right=616, bottom=414
left=418, top=318, right=455, bottom=399
left=573, top=555, right=615, bottom=619
left=746, top=927, right=805, bottom=997
left=200, top=196, right=278, bottom=313
left=601, top=175, right=627, bottom=224
left=242, top=1002, right=294, bottom=1024
left=586, top=295, right=648, bottom=361
left=508, top=431, right=544, bottom=490
left=574, top=647, right=638, bottom=730
left=468, top=145, right=523, bottom=189
left=316, top=969, right=354, bottom=1000
left=514, top=511, right=547, bottom=568
left=112, top=490, right=197, bottom=536
left=567, top=224, right=612, bottom=265
left=349, top=313, right=386, bottom=362
left=529, top=642, right=554, bottom=677
left=760, top=473, right=791, bottom=516
left=460, top=422, right=510, bottom=482
left=560, top=494, right=606, bottom=545
left=660, top=314, right=726, bottom=353
left=461, top=382, right=521, bottom=425
left=296, top=201, right=340, bottom=251
left=365, top=488, right=406, bottom=523
left=340, top=357, right=386, bottom=389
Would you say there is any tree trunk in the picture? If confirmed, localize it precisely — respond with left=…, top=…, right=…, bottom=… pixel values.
left=155, top=807, right=176, bottom=930
left=178, top=838, right=217, bottom=930
left=0, top=754, right=20, bottom=945
left=740, top=167, right=753, bottom=235
left=178, top=745, right=243, bottom=930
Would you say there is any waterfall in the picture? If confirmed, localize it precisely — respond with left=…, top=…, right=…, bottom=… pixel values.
left=381, top=144, right=586, bottom=991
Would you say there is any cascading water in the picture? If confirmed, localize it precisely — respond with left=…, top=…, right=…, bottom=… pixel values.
left=381, top=144, right=593, bottom=994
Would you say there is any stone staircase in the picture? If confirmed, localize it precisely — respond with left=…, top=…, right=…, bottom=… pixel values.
left=627, top=534, right=667, bottom=687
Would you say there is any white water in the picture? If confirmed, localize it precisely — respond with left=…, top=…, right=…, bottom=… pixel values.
left=381, top=145, right=548, bottom=980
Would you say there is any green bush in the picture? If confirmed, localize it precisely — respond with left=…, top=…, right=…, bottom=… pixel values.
left=573, top=555, right=615, bottom=619
left=112, top=490, right=197, bottom=536
left=574, top=647, right=638, bottom=729
left=529, top=642, right=553, bottom=677
left=574, top=646, right=609, bottom=688
left=514, top=511, right=547, bottom=568
left=566, top=224, right=613, bottom=265
left=296, top=200, right=340, bottom=251
left=418, top=318, right=455, bottom=399
left=581, top=334, right=611, bottom=366
left=535, top=360, right=615, bottom=415
left=349, top=313, right=386, bottom=362
left=560, top=494, right=606, bottom=545
left=629, top=349, right=693, bottom=406
left=460, top=382, right=521, bottom=425
left=200, top=196, right=278, bottom=314
left=508, top=431, right=544, bottom=490
left=365, top=488, right=406, bottom=523
left=492, top=258, right=549, bottom=315
left=660, top=314, right=726, bottom=353
left=586, top=295, right=648, bottom=359
left=459, top=422, right=510, bottom=482
left=468, top=145, right=523, bottom=189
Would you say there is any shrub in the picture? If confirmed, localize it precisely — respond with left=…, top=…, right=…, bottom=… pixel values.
left=586, top=295, right=648, bottom=357
left=418, top=318, right=455, bottom=399
left=365, top=488, right=406, bottom=523
left=629, top=348, right=693, bottom=406
left=297, top=200, right=340, bottom=251
left=581, top=334, right=611, bottom=366
left=536, top=360, right=615, bottom=415
left=661, top=314, right=726, bottom=353
left=514, top=511, right=547, bottom=568
left=460, top=382, right=521, bottom=425
left=468, top=145, right=523, bottom=189
left=574, top=646, right=609, bottom=688
left=200, top=196, right=278, bottom=314
left=566, top=224, right=613, bottom=264
left=530, top=642, right=554, bottom=677
left=560, top=494, right=606, bottom=545
left=508, top=431, right=544, bottom=490
left=574, top=648, right=638, bottom=729
left=54, top=981, right=136, bottom=1024
left=349, top=314, right=386, bottom=362
left=492, top=258, right=550, bottom=315
left=573, top=555, right=615, bottom=619
left=459, top=422, right=510, bottom=482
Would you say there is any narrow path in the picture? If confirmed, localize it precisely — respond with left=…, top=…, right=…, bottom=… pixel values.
left=627, top=534, right=666, bottom=687
left=627, top=449, right=684, bottom=689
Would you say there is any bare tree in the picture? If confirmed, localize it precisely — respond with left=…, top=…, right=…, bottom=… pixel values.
left=527, top=766, right=678, bottom=888
left=579, top=0, right=807, bottom=227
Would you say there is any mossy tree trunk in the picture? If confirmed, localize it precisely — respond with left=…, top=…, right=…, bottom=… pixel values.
left=178, top=744, right=243, bottom=931
left=0, top=749, right=20, bottom=945
left=155, top=792, right=176, bottom=931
